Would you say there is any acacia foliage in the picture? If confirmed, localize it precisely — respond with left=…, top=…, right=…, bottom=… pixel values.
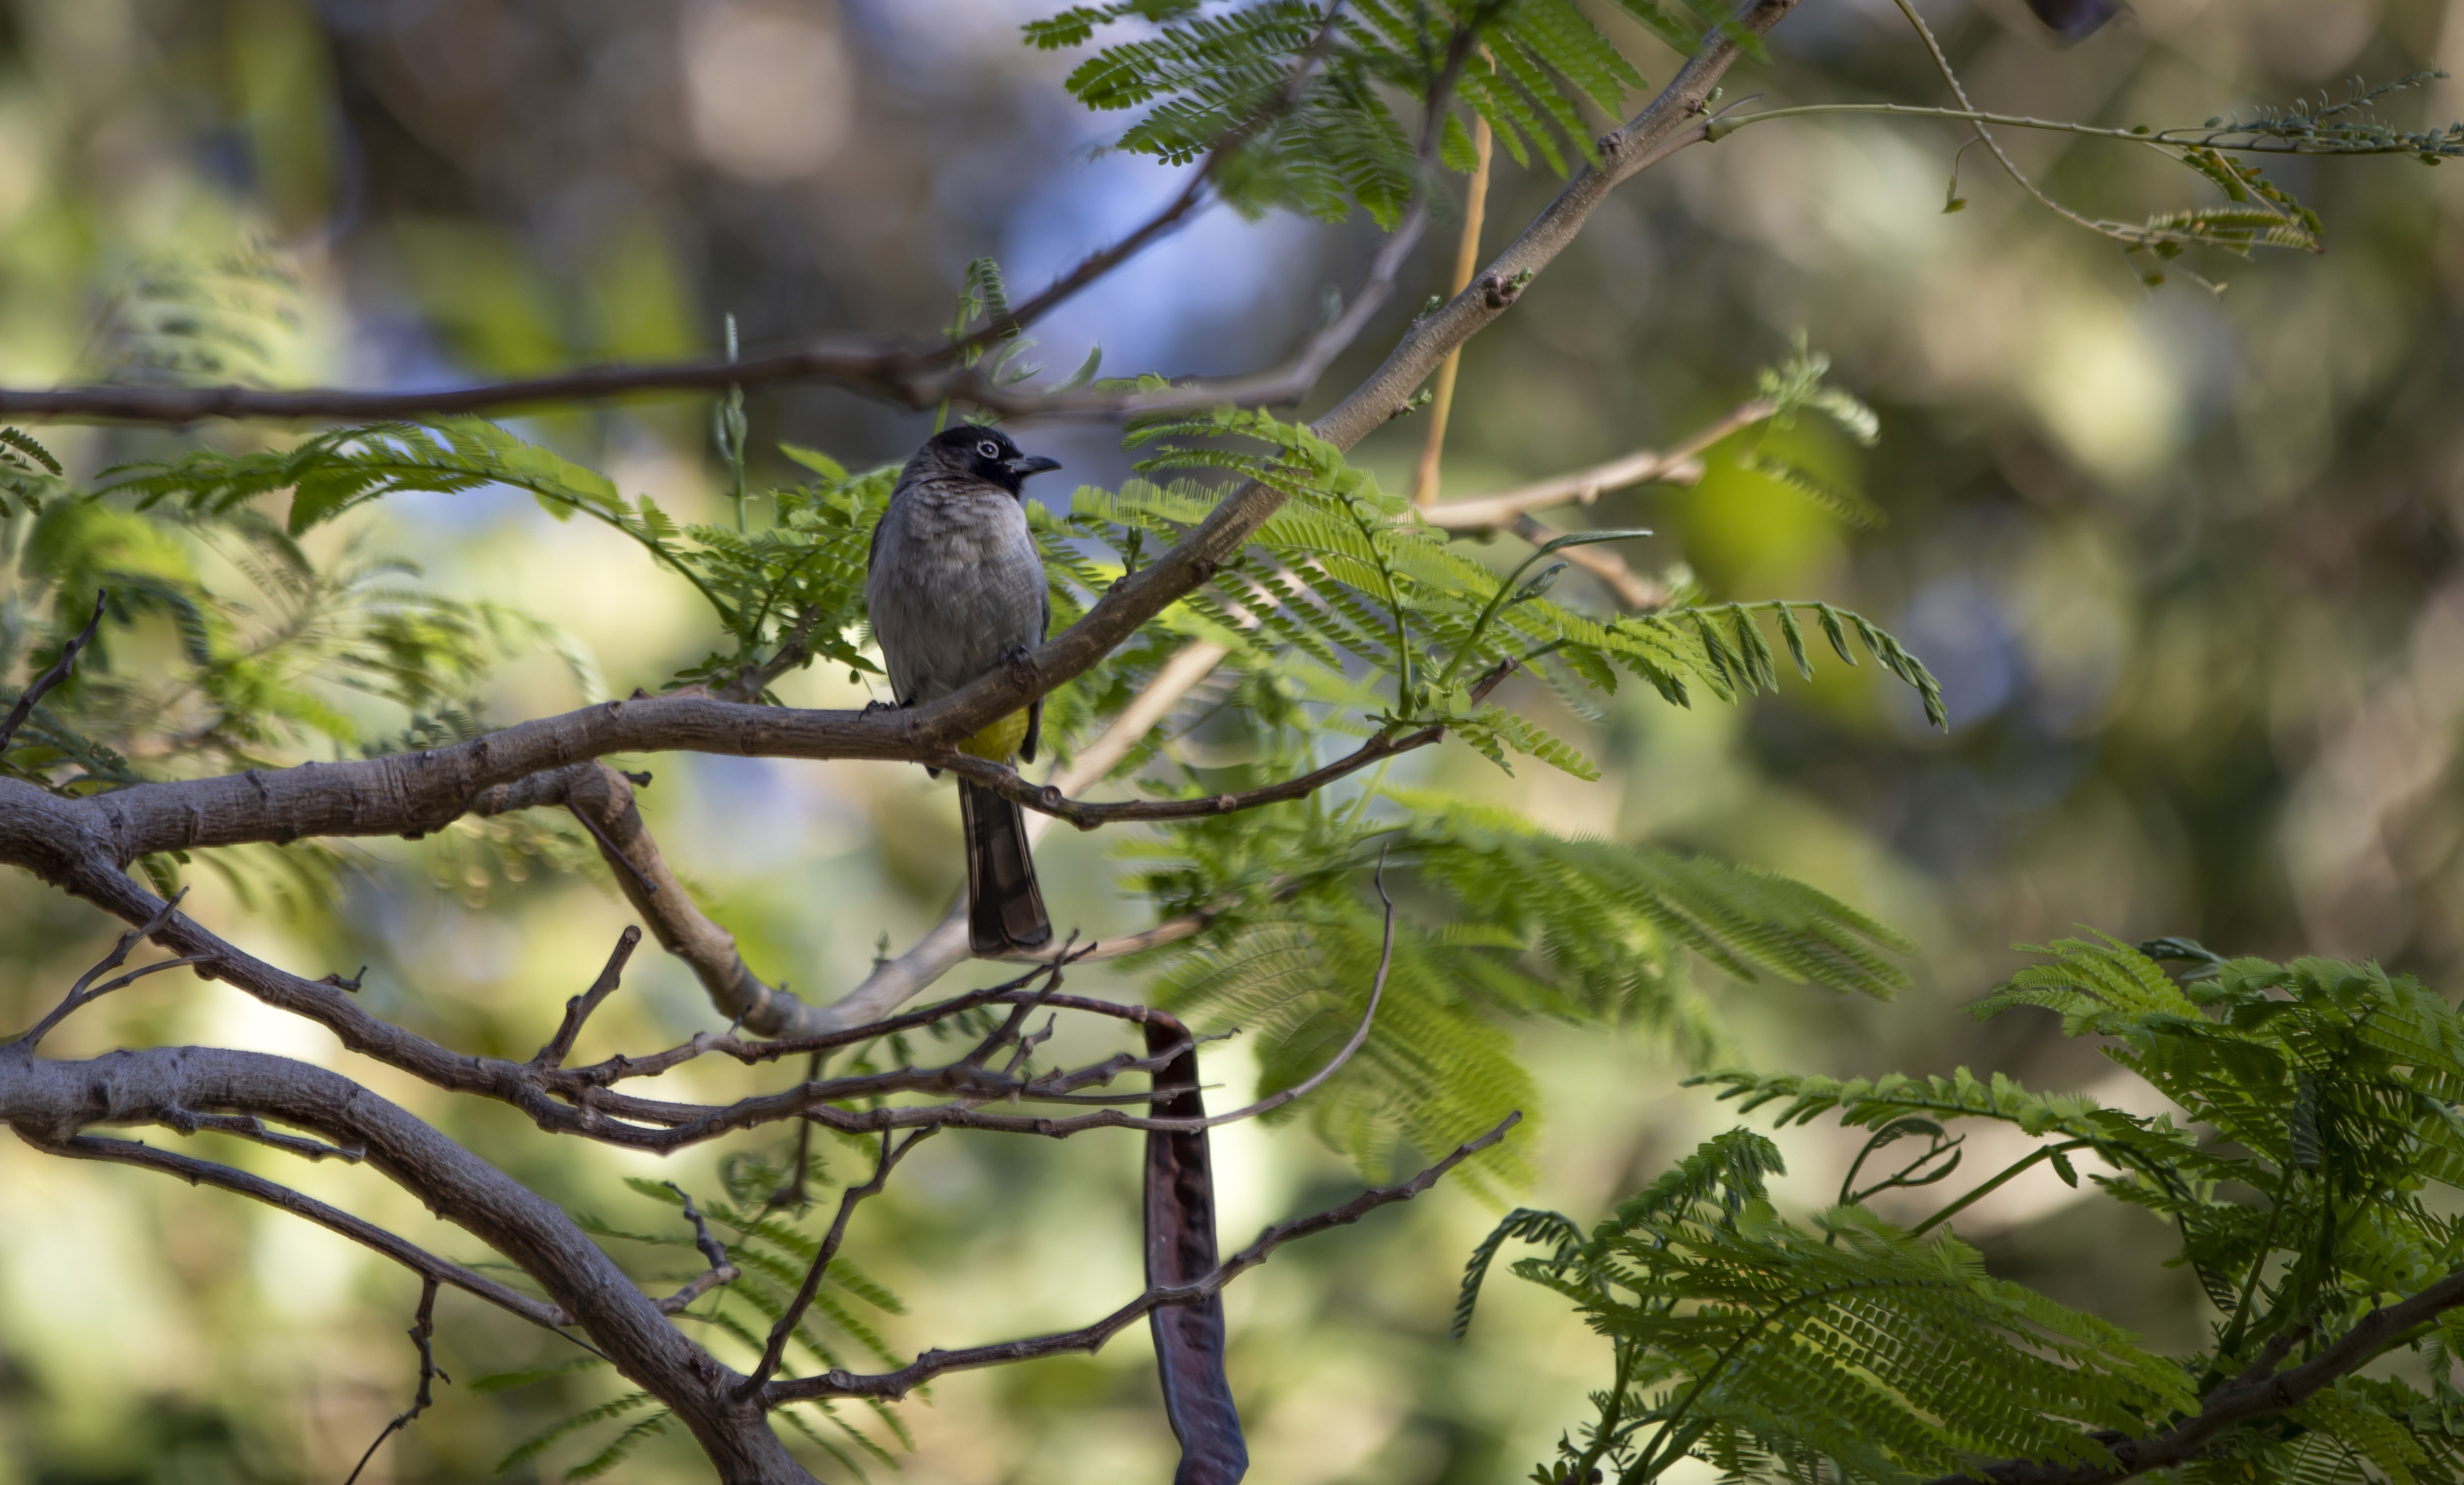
left=1, top=317, right=1934, bottom=1194
left=1026, top=0, right=1764, bottom=225
left=1469, top=937, right=2464, bottom=1485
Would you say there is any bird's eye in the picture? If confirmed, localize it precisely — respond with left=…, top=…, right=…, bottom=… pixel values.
left=977, top=440, right=1000, bottom=460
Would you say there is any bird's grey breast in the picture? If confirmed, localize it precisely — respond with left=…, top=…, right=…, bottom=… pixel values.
left=865, top=475, right=1047, bottom=706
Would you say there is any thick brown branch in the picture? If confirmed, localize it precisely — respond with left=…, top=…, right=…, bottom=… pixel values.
left=763, top=1111, right=1520, bottom=1404
left=553, top=763, right=817, bottom=1037
left=0, top=1047, right=817, bottom=1480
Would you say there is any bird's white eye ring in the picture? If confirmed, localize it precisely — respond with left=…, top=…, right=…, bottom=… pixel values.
left=977, top=440, right=1000, bottom=460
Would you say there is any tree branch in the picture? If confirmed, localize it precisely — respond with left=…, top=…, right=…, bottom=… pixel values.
left=945, top=1, right=1352, bottom=358
left=938, top=723, right=1445, bottom=829
left=0, top=1046, right=819, bottom=1479
left=0, top=587, right=105, bottom=755
left=1923, top=1263, right=2464, bottom=1485
left=21, top=1130, right=576, bottom=1333
left=1419, top=446, right=1705, bottom=534
left=738, top=1127, right=935, bottom=1396
left=810, top=635, right=1236, bottom=1025
left=1418, top=396, right=1772, bottom=535
left=762, top=1111, right=1521, bottom=1404
left=533, top=924, right=642, bottom=1068
left=341, top=1277, right=444, bottom=1485
left=1509, top=514, right=1666, bottom=609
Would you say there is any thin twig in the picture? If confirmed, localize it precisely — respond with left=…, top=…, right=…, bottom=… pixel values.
left=343, top=1278, right=444, bottom=1485
left=653, top=1182, right=739, bottom=1310
left=11, top=954, right=219, bottom=1051
left=1709, top=99, right=2463, bottom=158
left=29, top=1132, right=579, bottom=1334
left=1412, top=74, right=1494, bottom=508
left=0, top=588, right=105, bottom=755
left=937, top=723, right=1447, bottom=829
left=717, top=606, right=827, bottom=704
left=532, top=925, right=643, bottom=1068
left=171, top=1110, right=366, bottom=1163
left=1150, top=845, right=1393, bottom=1130
left=765, top=1050, right=825, bottom=1213
left=566, top=785, right=659, bottom=897
left=1419, top=398, right=1769, bottom=533
left=737, top=1127, right=938, bottom=1396
left=10, top=887, right=202, bottom=1050
left=764, top=1111, right=1521, bottom=1404
left=945, top=1, right=1352, bottom=361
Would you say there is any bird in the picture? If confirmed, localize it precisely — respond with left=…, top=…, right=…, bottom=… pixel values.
left=865, top=424, right=1064, bottom=956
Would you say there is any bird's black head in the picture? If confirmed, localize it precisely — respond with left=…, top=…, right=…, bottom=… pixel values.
left=929, top=424, right=1062, bottom=496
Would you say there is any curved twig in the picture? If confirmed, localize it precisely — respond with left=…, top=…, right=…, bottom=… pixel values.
left=0, top=588, right=105, bottom=755
left=762, top=1111, right=1521, bottom=1405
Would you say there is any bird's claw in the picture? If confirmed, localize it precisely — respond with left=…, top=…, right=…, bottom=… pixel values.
left=1003, top=647, right=1038, bottom=686
left=860, top=698, right=897, bottom=716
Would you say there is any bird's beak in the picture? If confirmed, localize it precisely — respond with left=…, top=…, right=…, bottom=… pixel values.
left=1005, top=454, right=1062, bottom=478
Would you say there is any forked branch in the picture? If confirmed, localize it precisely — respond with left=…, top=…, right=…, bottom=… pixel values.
left=764, top=1111, right=1521, bottom=1404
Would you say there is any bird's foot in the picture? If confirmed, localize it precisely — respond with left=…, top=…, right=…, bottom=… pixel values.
left=1002, top=646, right=1038, bottom=688
left=859, top=698, right=897, bottom=716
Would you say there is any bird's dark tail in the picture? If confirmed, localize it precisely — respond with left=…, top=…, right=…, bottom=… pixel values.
left=960, top=780, right=1052, bottom=956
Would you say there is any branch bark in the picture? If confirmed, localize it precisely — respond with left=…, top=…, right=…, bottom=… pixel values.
left=763, top=1111, right=1520, bottom=1404
left=1923, top=1263, right=2464, bottom=1485
left=0, top=1045, right=819, bottom=1482
left=0, top=4, right=1792, bottom=1049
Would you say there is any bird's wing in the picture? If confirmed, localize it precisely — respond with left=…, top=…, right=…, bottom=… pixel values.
left=1024, top=552, right=1050, bottom=764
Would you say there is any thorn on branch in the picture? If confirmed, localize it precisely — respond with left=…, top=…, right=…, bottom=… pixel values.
left=0, top=587, right=106, bottom=757
left=318, top=966, right=367, bottom=992
left=343, top=1277, right=445, bottom=1485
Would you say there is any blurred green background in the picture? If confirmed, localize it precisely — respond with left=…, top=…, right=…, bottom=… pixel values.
left=2, top=1, right=2461, bottom=1480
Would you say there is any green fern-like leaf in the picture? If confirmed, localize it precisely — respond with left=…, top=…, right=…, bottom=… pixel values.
left=1031, top=0, right=1659, bottom=227
left=496, top=1392, right=655, bottom=1472
left=562, top=1410, right=673, bottom=1481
